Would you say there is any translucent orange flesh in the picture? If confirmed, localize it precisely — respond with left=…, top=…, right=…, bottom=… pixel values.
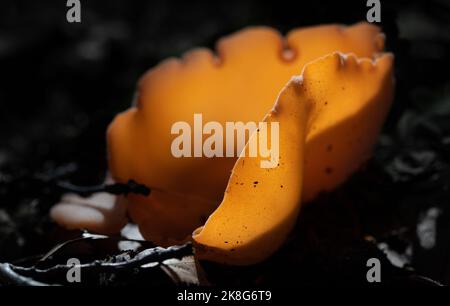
left=193, top=53, right=394, bottom=265
left=106, top=23, right=389, bottom=246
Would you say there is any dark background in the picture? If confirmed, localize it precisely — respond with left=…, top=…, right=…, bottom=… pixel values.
left=1, top=0, right=450, bottom=286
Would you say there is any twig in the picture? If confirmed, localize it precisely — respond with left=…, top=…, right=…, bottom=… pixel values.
left=0, top=243, right=193, bottom=285
left=56, top=179, right=151, bottom=197
left=23, top=243, right=192, bottom=274
left=36, top=232, right=156, bottom=265
left=0, top=263, right=53, bottom=286
left=1, top=165, right=151, bottom=198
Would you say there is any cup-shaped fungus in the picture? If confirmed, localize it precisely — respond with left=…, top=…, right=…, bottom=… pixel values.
left=51, top=22, right=394, bottom=265
left=193, top=52, right=394, bottom=265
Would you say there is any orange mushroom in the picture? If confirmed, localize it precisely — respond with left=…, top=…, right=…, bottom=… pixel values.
left=51, top=22, right=394, bottom=265
left=193, top=52, right=394, bottom=265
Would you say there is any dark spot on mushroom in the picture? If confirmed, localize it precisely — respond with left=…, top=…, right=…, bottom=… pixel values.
left=325, top=167, right=333, bottom=174
left=326, top=144, right=333, bottom=152
left=224, top=241, right=228, bottom=244
left=280, top=185, right=283, bottom=188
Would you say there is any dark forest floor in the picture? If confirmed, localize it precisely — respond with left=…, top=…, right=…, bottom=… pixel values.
left=1, top=0, right=450, bottom=286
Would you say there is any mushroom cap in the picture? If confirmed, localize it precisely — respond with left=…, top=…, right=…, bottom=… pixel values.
left=101, top=23, right=392, bottom=245
left=193, top=52, right=394, bottom=265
